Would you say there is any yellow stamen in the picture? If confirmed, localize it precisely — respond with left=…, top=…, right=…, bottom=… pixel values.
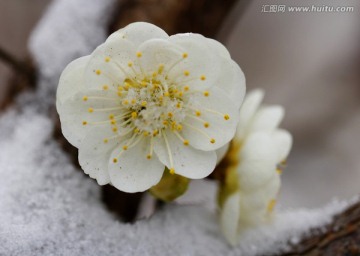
left=122, top=100, right=129, bottom=105
left=136, top=51, right=142, bottom=57
left=103, top=139, right=109, bottom=144
left=183, top=140, right=189, bottom=146
left=105, top=57, right=111, bottom=62
left=195, top=111, right=201, bottom=117
left=128, top=61, right=133, bottom=67
left=88, top=108, right=94, bottom=113
left=276, top=169, right=283, bottom=175
left=95, top=69, right=101, bottom=75
left=169, top=168, right=175, bottom=175
left=122, top=145, right=128, bottom=150
left=210, top=138, right=216, bottom=144
left=203, top=91, right=209, bottom=97
left=141, top=101, right=147, bottom=107
left=131, top=112, right=138, bottom=119
left=102, top=85, right=109, bottom=90
left=267, top=199, right=277, bottom=213
left=184, top=70, right=190, bottom=76
left=82, top=96, right=88, bottom=101
left=82, top=121, right=87, bottom=126
left=200, top=75, right=206, bottom=81
left=204, top=122, right=209, bottom=128
left=113, top=158, right=118, bottom=163
left=182, top=53, right=188, bottom=58
left=109, top=114, right=114, bottom=119
left=112, top=127, right=118, bottom=132
left=183, top=85, right=190, bottom=91
left=224, top=114, right=230, bottom=120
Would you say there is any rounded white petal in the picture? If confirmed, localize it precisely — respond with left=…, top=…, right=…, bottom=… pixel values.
left=137, top=39, right=183, bottom=75
left=56, top=56, right=90, bottom=110
left=153, top=130, right=217, bottom=179
left=236, top=89, right=264, bottom=138
left=84, top=39, right=136, bottom=90
left=272, top=129, right=293, bottom=162
left=58, top=89, right=125, bottom=148
left=78, top=126, right=121, bottom=185
left=251, top=105, right=284, bottom=132
left=241, top=174, right=281, bottom=224
left=117, top=22, right=169, bottom=47
left=204, top=38, right=231, bottom=59
left=215, top=143, right=230, bottom=164
left=220, top=192, right=241, bottom=246
left=214, top=58, right=246, bottom=109
left=237, top=132, right=278, bottom=191
left=169, top=33, right=221, bottom=90
left=182, top=87, right=239, bottom=151
left=108, top=138, right=165, bottom=193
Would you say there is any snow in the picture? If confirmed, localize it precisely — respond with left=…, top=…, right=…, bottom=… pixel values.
left=0, top=0, right=357, bottom=255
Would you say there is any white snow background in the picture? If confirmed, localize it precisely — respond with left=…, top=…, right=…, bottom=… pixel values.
left=0, top=0, right=357, bottom=255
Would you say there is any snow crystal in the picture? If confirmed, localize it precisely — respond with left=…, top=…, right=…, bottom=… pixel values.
left=28, top=0, right=117, bottom=107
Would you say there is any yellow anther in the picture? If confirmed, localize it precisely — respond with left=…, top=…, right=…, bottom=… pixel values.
left=152, top=71, right=158, bottom=77
left=143, top=131, right=149, bottom=137
left=141, top=101, right=147, bottom=107
left=134, top=128, right=140, bottom=134
left=82, top=96, right=88, bottom=101
left=183, top=85, right=190, bottom=91
left=204, top=122, right=209, bottom=128
left=112, top=127, right=118, bottom=132
left=176, top=102, right=181, bottom=109
left=109, top=114, right=114, bottom=119
left=124, top=82, right=131, bottom=89
left=153, top=130, right=159, bottom=136
left=276, top=169, right=283, bottom=175
left=178, top=92, right=183, bottom=97
left=113, top=158, right=118, bottom=163
left=105, top=57, right=111, bottom=62
left=147, top=154, right=152, bottom=160
left=195, top=111, right=201, bottom=117
left=82, top=121, right=88, bottom=126
left=128, top=61, right=133, bottom=67
left=136, top=51, right=142, bottom=57
left=224, top=114, right=230, bottom=120
left=103, top=139, right=109, bottom=144
left=102, top=85, right=109, bottom=90
left=184, top=70, right=190, bottom=76
left=117, top=91, right=122, bottom=97
left=118, top=86, right=124, bottom=91
left=210, top=138, right=216, bottom=144
left=164, top=91, right=170, bottom=97
left=141, top=81, right=147, bottom=87
left=110, top=120, right=116, bottom=125
left=203, top=91, right=210, bottom=97
left=267, top=199, right=277, bottom=213
left=200, top=75, right=206, bottom=81
left=183, top=140, right=189, bottom=146
left=131, top=99, right=136, bottom=105
left=95, top=69, right=101, bottom=75
left=182, top=53, right=188, bottom=58
left=88, top=107, right=94, bottom=113
left=167, top=112, right=173, bottom=118
left=163, top=120, right=168, bottom=126
left=122, top=145, right=128, bottom=150
left=122, top=99, right=129, bottom=105
left=177, top=124, right=183, bottom=131
left=169, top=168, right=175, bottom=175
left=158, top=64, right=164, bottom=74
left=131, top=112, right=138, bottom=119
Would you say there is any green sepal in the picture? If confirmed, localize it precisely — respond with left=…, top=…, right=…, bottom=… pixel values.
left=149, top=168, right=190, bottom=202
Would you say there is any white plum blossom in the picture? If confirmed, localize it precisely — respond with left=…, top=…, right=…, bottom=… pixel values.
left=56, top=22, right=245, bottom=193
left=219, top=89, right=292, bottom=245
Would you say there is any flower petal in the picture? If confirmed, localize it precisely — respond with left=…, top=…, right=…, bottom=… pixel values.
left=58, top=89, right=126, bottom=147
left=84, top=39, right=136, bottom=91
left=214, top=58, right=246, bottom=109
left=108, top=138, right=165, bottom=193
left=237, top=132, right=278, bottom=192
left=236, top=89, right=264, bottom=138
left=251, top=105, right=284, bottom=132
left=56, top=55, right=90, bottom=110
left=78, top=126, right=122, bottom=185
left=272, top=129, right=293, bottom=162
left=241, top=174, right=281, bottom=224
left=216, top=143, right=230, bottom=164
left=169, top=33, right=221, bottom=90
left=153, top=130, right=217, bottom=179
left=182, top=87, right=239, bottom=151
left=220, top=192, right=241, bottom=246
left=116, top=22, right=169, bottom=47
left=204, top=38, right=231, bottom=59
left=137, top=39, right=183, bottom=75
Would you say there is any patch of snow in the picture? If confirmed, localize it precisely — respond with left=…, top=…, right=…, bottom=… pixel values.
left=28, top=0, right=117, bottom=107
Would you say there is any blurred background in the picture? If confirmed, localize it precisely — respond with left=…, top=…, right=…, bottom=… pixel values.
left=0, top=0, right=359, bottom=209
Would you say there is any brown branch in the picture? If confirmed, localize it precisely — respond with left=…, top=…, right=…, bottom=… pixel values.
left=281, top=199, right=360, bottom=256
left=0, top=46, right=35, bottom=83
